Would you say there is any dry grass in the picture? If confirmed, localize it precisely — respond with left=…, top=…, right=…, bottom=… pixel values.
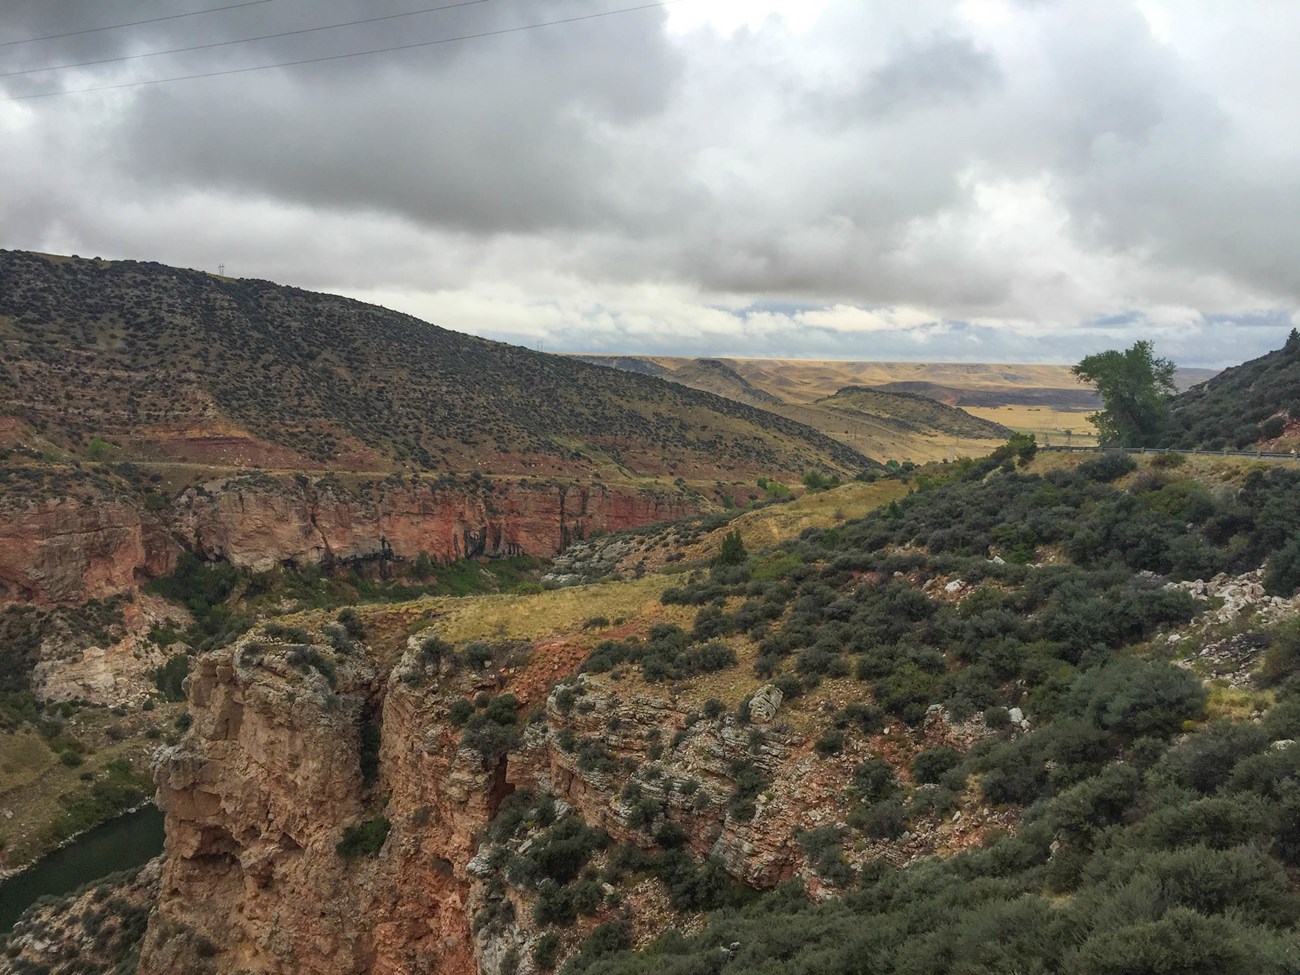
left=962, top=405, right=1099, bottom=446
left=427, top=576, right=694, bottom=646
left=696, top=479, right=910, bottom=557
left=1205, top=683, right=1269, bottom=721
left=717, top=359, right=1090, bottom=405
left=0, top=733, right=55, bottom=795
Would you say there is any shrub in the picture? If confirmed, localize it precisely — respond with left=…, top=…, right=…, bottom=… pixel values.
left=1157, top=722, right=1269, bottom=794
left=858, top=798, right=906, bottom=839
left=851, top=759, right=898, bottom=802
left=152, top=654, right=190, bottom=702
left=336, top=816, right=390, bottom=858
left=835, top=702, right=885, bottom=734
left=567, top=921, right=632, bottom=971
left=448, top=699, right=474, bottom=725
left=533, top=933, right=561, bottom=971
left=1066, top=659, right=1206, bottom=739
left=338, top=608, right=365, bottom=638
left=912, top=746, right=962, bottom=785
left=1077, top=452, right=1137, bottom=483
left=1259, top=623, right=1300, bottom=687
left=1264, top=536, right=1300, bottom=597
left=728, top=760, right=767, bottom=821
left=814, top=730, right=845, bottom=756
left=461, top=695, right=520, bottom=762
left=715, top=529, right=748, bottom=567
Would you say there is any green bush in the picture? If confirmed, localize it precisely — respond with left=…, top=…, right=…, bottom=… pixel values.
left=1066, top=660, right=1206, bottom=739
left=336, top=816, right=390, bottom=858
left=534, top=932, right=561, bottom=971
left=912, top=746, right=962, bottom=785
left=715, top=529, right=748, bottom=567
left=152, top=654, right=191, bottom=701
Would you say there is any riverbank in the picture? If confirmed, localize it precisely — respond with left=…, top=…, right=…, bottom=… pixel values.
left=0, top=803, right=165, bottom=935
left=0, top=701, right=180, bottom=872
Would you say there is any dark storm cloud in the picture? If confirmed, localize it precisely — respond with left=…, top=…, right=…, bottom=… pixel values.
left=2, top=0, right=1298, bottom=366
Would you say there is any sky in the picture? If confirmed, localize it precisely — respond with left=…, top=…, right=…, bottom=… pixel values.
left=2, top=0, right=1298, bottom=367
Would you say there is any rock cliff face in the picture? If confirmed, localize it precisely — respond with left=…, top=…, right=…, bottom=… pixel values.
left=0, top=477, right=697, bottom=607
left=173, top=478, right=696, bottom=573
left=139, top=630, right=999, bottom=975
left=139, top=637, right=508, bottom=975
left=0, top=498, right=176, bottom=606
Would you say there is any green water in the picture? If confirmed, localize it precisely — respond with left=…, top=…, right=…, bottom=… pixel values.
left=0, top=804, right=165, bottom=935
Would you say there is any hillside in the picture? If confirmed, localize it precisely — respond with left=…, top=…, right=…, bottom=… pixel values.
left=818, top=386, right=1013, bottom=440
left=662, top=359, right=784, bottom=407
left=1166, top=330, right=1300, bottom=451
left=865, top=379, right=1101, bottom=409
left=0, top=251, right=868, bottom=481
left=575, top=355, right=1016, bottom=462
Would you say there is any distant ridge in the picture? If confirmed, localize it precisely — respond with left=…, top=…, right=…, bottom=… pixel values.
left=820, top=387, right=1013, bottom=440
left=866, top=380, right=1102, bottom=410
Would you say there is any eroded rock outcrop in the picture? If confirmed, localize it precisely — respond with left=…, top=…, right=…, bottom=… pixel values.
left=30, top=594, right=190, bottom=706
left=140, top=633, right=1001, bottom=975
left=174, top=477, right=695, bottom=573
left=0, top=477, right=697, bottom=608
left=0, top=498, right=176, bottom=606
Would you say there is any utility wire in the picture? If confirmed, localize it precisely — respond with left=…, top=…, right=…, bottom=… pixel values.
left=0, top=0, right=274, bottom=49
left=2, top=0, right=682, bottom=102
left=1, top=0, right=499, bottom=79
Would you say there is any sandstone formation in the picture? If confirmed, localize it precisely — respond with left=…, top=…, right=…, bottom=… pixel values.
left=139, top=630, right=1001, bottom=975
left=0, top=477, right=697, bottom=608
left=0, top=498, right=176, bottom=606
left=173, top=477, right=695, bottom=573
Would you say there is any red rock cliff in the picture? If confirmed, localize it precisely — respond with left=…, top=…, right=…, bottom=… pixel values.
left=0, top=477, right=698, bottom=605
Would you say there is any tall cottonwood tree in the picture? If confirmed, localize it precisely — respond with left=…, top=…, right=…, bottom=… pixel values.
left=1073, top=340, right=1177, bottom=447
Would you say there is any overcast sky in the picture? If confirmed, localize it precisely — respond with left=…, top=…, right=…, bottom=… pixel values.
left=3, top=0, right=1298, bottom=367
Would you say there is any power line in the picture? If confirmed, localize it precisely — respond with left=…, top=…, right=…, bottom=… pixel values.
left=2, top=0, right=683, bottom=102
left=1, top=0, right=500, bottom=79
left=0, top=0, right=274, bottom=49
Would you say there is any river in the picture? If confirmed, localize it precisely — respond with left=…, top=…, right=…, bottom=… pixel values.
left=0, top=805, right=165, bottom=935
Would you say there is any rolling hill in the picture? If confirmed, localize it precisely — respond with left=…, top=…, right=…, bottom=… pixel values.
left=817, top=386, right=1012, bottom=440
left=576, top=355, right=1023, bottom=461
left=0, top=251, right=869, bottom=481
left=1165, top=330, right=1300, bottom=451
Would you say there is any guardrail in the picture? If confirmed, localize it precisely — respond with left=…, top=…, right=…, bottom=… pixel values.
left=1040, top=445, right=1300, bottom=461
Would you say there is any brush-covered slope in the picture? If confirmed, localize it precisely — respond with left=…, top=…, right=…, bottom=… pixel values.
left=126, top=448, right=1300, bottom=975
left=0, top=251, right=869, bottom=479
left=1166, top=331, right=1300, bottom=451
left=819, top=386, right=1013, bottom=440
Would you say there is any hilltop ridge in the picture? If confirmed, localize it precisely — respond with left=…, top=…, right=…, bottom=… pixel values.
left=0, top=251, right=868, bottom=480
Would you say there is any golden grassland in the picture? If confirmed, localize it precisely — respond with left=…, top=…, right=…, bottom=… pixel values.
left=690, top=359, right=1091, bottom=405
left=718, top=479, right=911, bottom=553
left=961, top=405, right=1099, bottom=446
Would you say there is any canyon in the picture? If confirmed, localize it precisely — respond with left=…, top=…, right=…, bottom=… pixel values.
left=136, top=616, right=999, bottom=975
